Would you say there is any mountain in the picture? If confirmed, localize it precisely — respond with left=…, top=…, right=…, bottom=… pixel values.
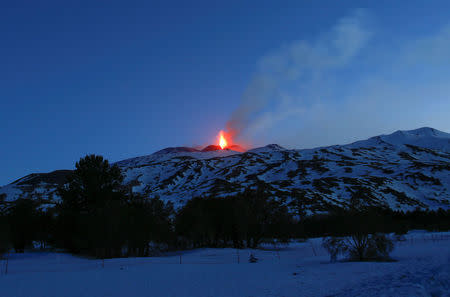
left=1, top=127, right=449, bottom=213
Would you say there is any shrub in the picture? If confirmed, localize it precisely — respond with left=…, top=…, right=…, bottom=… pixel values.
left=365, top=234, right=394, bottom=260
left=323, top=233, right=394, bottom=262
left=322, top=237, right=347, bottom=262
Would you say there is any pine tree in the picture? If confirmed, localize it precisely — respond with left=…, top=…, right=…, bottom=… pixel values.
left=57, top=155, right=126, bottom=257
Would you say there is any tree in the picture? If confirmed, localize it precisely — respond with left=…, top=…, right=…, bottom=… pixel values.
left=0, top=208, right=10, bottom=257
left=56, top=155, right=175, bottom=258
left=126, top=194, right=174, bottom=256
left=7, top=199, right=38, bottom=253
left=35, top=208, right=56, bottom=250
left=240, top=185, right=292, bottom=248
left=58, top=155, right=124, bottom=212
left=57, top=155, right=127, bottom=257
left=175, top=185, right=293, bottom=249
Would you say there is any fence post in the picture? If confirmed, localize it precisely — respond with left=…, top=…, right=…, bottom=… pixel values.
left=179, top=255, right=182, bottom=264
left=310, top=242, right=317, bottom=256
left=5, top=251, right=9, bottom=275
left=237, top=249, right=240, bottom=264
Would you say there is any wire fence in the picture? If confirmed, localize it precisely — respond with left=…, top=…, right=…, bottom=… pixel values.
left=1, top=232, right=449, bottom=275
left=0, top=245, right=316, bottom=275
left=394, top=233, right=450, bottom=246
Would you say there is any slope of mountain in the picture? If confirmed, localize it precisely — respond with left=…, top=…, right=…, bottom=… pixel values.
left=1, top=127, right=449, bottom=213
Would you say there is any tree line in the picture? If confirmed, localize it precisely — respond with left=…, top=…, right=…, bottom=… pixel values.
left=1, top=154, right=449, bottom=258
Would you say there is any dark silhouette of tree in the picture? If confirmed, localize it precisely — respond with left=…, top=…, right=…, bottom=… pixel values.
left=58, top=154, right=124, bottom=212
left=175, top=185, right=293, bottom=249
left=56, top=155, right=174, bottom=258
left=0, top=196, right=10, bottom=256
left=7, top=198, right=38, bottom=252
left=57, top=155, right=126, bottom=257
left=126, top=194, right=174, bottom=256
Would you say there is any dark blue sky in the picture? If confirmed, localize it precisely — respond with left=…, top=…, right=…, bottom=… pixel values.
left=1, top=1, right=450, bottom=185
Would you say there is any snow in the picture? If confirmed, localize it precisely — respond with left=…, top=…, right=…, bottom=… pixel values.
left=350, top=127, right=450, bottom=152
left=1, top=127, right=449, bottom=211
left=1, top=231, right=449, bottom=297
left=0, top=184, right=24, bottom=201
left=116, top=148, right=243, bottom=168
left=248, top=144, right=286, bottom=154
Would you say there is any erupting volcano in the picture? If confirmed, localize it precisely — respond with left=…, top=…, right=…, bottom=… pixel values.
left=156, top=130, right=246, bottom=153
left=202, top=130, right=245, bottom=152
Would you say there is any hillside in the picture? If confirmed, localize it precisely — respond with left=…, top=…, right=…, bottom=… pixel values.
left=1, top=127, right=449, bottom=213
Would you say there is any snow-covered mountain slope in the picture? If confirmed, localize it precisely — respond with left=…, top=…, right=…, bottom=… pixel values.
left=349, top=127, right=450, bottom=152
left=1, top=127, right=449, bottom=212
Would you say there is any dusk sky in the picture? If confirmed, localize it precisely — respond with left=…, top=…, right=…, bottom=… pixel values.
left=1, top=0, right=450, bottom=185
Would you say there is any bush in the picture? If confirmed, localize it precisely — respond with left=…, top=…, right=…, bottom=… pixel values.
left=323, top=233, right=394, bottom=262
left=365, top=234, right=394, bottom=260
left=322, top=237, right=347, bottom=262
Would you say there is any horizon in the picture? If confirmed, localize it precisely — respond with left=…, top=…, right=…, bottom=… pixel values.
left=2, top=1, right=450, bottom=185
left=2, top=125, right=448, bottom=186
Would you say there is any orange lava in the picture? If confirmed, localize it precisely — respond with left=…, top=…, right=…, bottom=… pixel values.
left=216, top=129, right=248, bottom=152
left=218, top=130, right=228, bottom=149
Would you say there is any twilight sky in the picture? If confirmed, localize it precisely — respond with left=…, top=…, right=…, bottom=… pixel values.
left=1, top=0, right=450, bottom=185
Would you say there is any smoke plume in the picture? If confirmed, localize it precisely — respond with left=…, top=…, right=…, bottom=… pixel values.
left=226, top=9, right=450, bottom=148
left=226, top=9, right=371, bottom=143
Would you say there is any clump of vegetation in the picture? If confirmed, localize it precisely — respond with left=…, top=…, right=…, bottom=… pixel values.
left=323, top=233, right=394, bottom=262
left=322, top=237, right=346, bottom=262
left=56, top=154, right=174, bottom=258
left=176, top=183, right=293, bottom=249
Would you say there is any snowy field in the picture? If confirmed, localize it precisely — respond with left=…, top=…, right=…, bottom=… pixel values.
left=0, top=231, right=449, bottom=297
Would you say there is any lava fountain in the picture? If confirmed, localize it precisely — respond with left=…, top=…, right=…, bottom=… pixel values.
left=219, top=130, right=228, bottom=149
left=215, top=130, right=246, bottom=152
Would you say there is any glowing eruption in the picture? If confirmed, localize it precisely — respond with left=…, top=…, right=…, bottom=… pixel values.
left=215, top=129, right=247, bottom=152
left=219, top=131, right=228, bottom=149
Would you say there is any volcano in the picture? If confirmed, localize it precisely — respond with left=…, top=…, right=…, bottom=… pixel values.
left=1, top=127, right=449, bottom=213
left=153, top=144, right=246, bottom=154
left=201, top=145, right=222, bottom=152
left=201, top=144, right=245, bottom=152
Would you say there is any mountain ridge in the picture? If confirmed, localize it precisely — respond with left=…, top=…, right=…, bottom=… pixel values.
left=1, top=127, right=449, bottom=213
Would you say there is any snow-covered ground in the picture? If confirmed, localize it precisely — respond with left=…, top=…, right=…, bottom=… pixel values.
left=0, top=231, right=449, bottom=297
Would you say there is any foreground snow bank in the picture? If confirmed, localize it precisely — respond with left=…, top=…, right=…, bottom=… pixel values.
left=0, top=231, right=449, bottom=297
